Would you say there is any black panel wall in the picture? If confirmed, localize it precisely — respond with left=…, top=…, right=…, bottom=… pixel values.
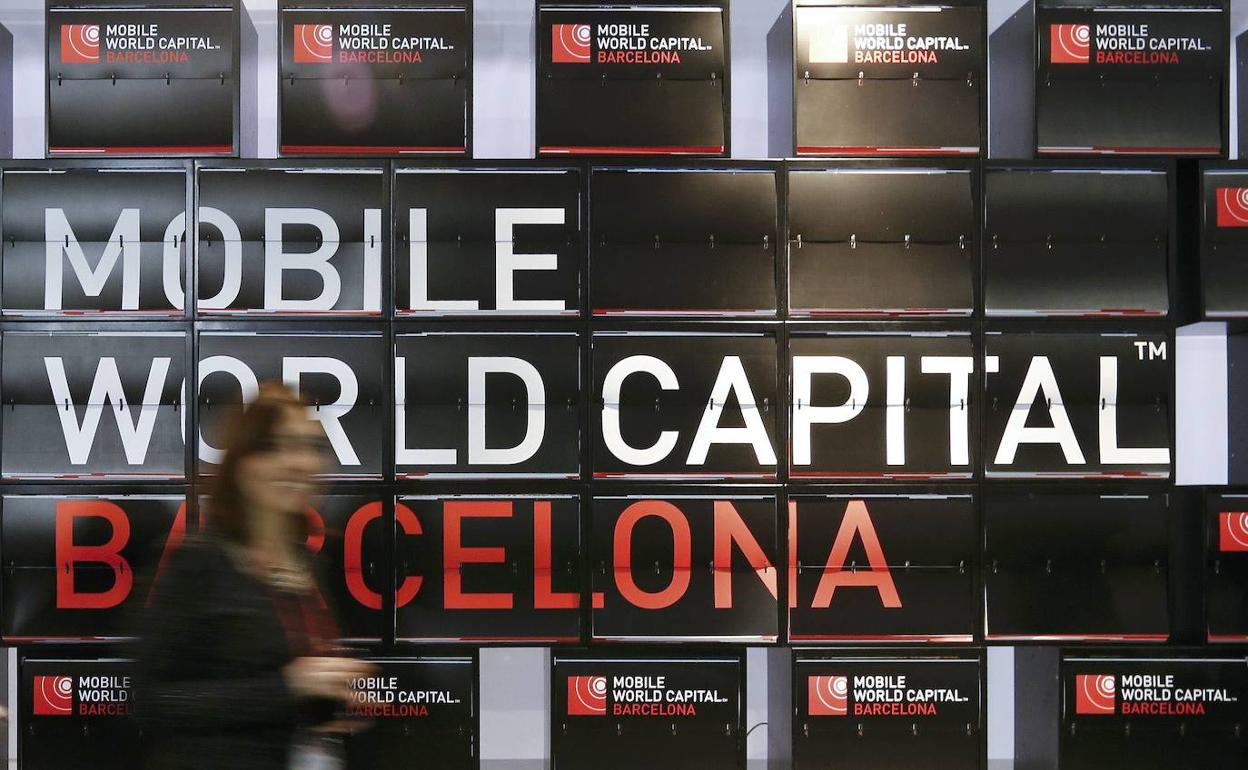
left=0, top=156, right=1229, bottom=770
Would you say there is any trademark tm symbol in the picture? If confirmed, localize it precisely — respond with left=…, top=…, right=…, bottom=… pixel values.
left=1134, top=341, right=1168, bottom=361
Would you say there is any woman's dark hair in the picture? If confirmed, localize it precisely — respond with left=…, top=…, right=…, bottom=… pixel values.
left=207, top=381, right=312, bottom=545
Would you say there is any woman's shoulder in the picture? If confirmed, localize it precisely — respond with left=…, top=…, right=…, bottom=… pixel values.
left=131, top=530, right=241, bottom=631
left=162, top=529, right=241, bottom=581
left=177, top=529, right=227, bottom=557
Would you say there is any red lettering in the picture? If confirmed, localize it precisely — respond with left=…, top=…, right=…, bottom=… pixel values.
left=788, top=500, right=798, bottom=609
left=145, top=502, right=187, bottom=607
left=533, top=501, right=578, bottom=610
left=853, top=702, right=936, bottom=716
left=613, top=500, right=691, bottom=610
left=1122, top=701, right=1204, bottom=716
left=444, top=501, right=513, bottom=610
left=712, top=500, right=777, bottom=608
left=347, top=702, right=429, bottom=717
left=811, top=500, right=901, bottom=609
left=394, top=503, right=423, bottom=608
left=344, top=502, right=382, bottom=610
left=597, top=50, right=682, bottom=65
left=1095, top=50, right=1179, bottom=66
left=56, top=500, right=132, bottom=610
left=854, top=50, right=937, bottom=65
left=338, top=51, right=423, bottom=65
left=302, top=506, right=330, bottom=610
left=304, top=506, right=325, bottom=555
left=611, top=702, right=696, bottom=717
left=78, top=703, right=130, bottom=716
left=105, top=51, right=188, bottom=64
left=341, top=502, right=424, bottom=611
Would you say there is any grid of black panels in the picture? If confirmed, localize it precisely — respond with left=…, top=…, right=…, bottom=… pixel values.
left=0, top=158, right=1187, bottom=655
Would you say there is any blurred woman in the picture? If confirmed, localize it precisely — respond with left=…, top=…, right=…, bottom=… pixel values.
left=134, top=382, right=372, bottom=770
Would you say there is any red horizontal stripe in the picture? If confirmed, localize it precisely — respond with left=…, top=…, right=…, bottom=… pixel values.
left=797, top=146, right=978, bottom=156
left=592, top=308, right=774, bottom=315
left=540, top=145, right=724, bottom=155
left=397, top=636, right=581, bottom=643
left=1038, top=146, right=1220, bottom=156
left=987, top=471, right=1163, bottom=479
left=789, top=634, right=973, bottom=643
left=11, top=473, right=183, bottom=479
left=3, top=635, right=128, bottom=643
left=396, top=310, right=580, bottom=317
left=790, top=472, right=966, bottom=479
left=21, top=310, right=183, bottom=317
left=199, top=309, right=383, bottom=316
left=50, top=145, right=233, bottom=154
left=594, top=471, right=776, bottom=478
left=1207, top=634, right=1248, bottom=643
left=793, top=309, right=967, bottom=317
left=985, top=633, right=1168, bottom=641
left=282, top=144, right=465, bottom=155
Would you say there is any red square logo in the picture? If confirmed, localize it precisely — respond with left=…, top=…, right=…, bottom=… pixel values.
left=60, top=25, right=100, bottom=64
left=808, top=675, right=848, bottom=716
left=293, top=23, right=334, bottom=64
left=1075, top=674, right=1116, bottom=715
left=1050, top=24, right=1090, bottom=64
left=552, top=23, right=592, bottom=64
left=567, top=675, right=607, bottom=716
left=33, top=675, right=74, bottom=716
left=1216, top=188, right=1248, bottom=228
left=1219, top=512, right=1248, bottom=552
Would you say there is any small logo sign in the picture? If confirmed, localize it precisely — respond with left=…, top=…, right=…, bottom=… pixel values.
left=1216, top=188, right=1248, bottom=228
left=1075, top=674, right=1116, bottom=715
left=809, top=24, right=849, bottom=64
left=1219, top=512, right=1248, bottom=552
left=61, top=25, right=100, bottom=64
left=567, top=675, right=607, bottom=716
left=1050, top=24, right=1091, bottom=64
left=808, top=675, right=848, bottom=716
left=552, top=23, right=592, bottom=64
left=33, top=675, right=74, bottom=716
left=294, top=23, right=334, bottom=64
